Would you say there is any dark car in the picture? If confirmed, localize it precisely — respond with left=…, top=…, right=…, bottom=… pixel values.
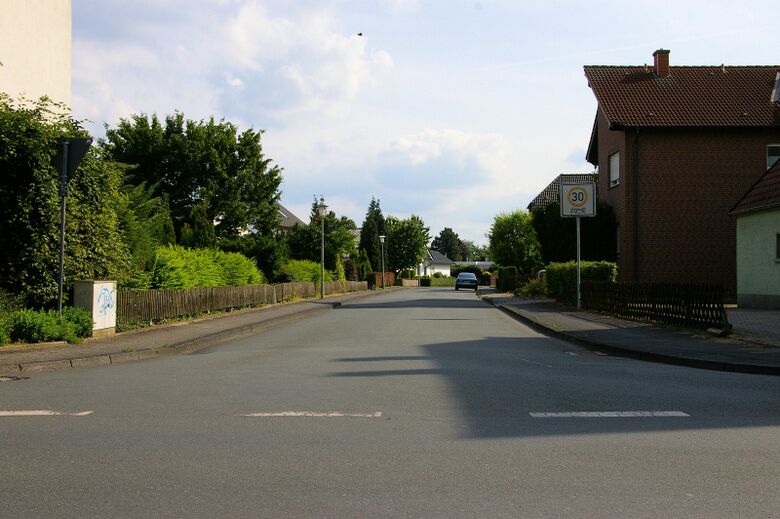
left=455, top=272, right=478, bottom=291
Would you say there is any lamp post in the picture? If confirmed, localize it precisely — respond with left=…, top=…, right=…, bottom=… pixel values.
left=317, top=198, right=328, bottom=299
left=379, top=235, right=386, bottom=289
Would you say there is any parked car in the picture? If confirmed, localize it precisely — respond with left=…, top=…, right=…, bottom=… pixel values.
left=455, top=272, right=478, bottom=291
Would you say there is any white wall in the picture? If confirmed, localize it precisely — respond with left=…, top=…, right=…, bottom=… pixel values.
left=0, top=0, right=71, bottom=107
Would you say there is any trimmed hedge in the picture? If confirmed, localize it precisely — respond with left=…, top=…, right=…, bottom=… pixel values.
left=4, top=306, right=93, bottom=344
left=150, top=245, right=264, bottom=289
left=431, top=277, right=456, bottom=287
left=419, top=276, right=432, bottom=287
left=280, top=259, right=334, bottom=284
left=546, top=261, right=617, bottom=304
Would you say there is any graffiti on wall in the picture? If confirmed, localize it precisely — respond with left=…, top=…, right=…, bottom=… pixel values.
left=97, top=287, right=116, bottom=317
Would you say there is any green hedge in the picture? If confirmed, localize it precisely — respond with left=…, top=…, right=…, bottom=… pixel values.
left=497, top=266, right=519, bottom=292
left=3, top=306, right=93, bottom=344
left=419, top=276, right=432, bottom=287
left=430, top=277, right=456, bottom=287
left=280, top=259, right=334, bottom=284
left=546, top=261, right=617, bottom=304
left=150, top=245, right=264, bottom=289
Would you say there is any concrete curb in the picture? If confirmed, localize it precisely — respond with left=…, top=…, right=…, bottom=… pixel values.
left=484, top=297, right=780, bottom=377
left=0, top=298, right=352, bottom=376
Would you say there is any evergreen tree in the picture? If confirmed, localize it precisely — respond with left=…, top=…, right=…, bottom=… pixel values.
left=431, top=227, right=464, bottom=261
left=358, top=197, right=386, bottom=272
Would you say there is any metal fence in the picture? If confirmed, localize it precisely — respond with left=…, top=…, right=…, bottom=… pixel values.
left=581, top=281, right=730, bottom=330
left=117, top=281, right=367, bottom=324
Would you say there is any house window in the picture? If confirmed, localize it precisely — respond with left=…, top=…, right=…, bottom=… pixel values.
left=609, top=152, right=620, bottom=187
left=768, top=145, right=780, bottom=169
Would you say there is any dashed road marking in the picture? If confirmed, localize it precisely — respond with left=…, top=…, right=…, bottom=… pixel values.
left=241, top=411, right=382, bottom=418
left=0, top=410, right=94, bottom=417
left=530, top=411, right=689, bottom=418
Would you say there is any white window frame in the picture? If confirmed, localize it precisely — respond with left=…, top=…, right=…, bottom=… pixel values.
left=768, top=144, right=780, bottom=170
left=609, top=152, right=620, bottom=188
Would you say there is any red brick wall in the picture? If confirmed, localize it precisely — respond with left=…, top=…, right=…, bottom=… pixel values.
left=595, top=120, right=780, bottom=298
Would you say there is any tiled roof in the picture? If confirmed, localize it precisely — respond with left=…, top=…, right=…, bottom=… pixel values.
left=428, top=250, right=454, bottom=264
left=730, top=160, right=780, bottom=215
left=277, top=202, right=306, bottom=228
left=527, top=173, right=598, bottom=211
left=585, top=65, right=780, bottom=127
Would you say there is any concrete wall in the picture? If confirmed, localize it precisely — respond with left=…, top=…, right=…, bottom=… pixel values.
left=736, top=210, right=780, bottom=309
left=0, top=0, right=71, bottom=107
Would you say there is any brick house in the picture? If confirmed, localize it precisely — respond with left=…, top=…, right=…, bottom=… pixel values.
left=584, top=49, right=780, bottom=297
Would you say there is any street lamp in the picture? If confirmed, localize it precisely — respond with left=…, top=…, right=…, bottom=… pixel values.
left=317, top=198, right=328, bottom=299
left=379, top=235, right=386, bottom=289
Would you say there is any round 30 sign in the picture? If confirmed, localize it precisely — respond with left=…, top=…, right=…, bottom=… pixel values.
left=560, top=182, right=596, bottom=217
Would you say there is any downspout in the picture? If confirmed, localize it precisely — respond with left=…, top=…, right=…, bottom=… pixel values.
left=633, top=127, right=641, bottom=281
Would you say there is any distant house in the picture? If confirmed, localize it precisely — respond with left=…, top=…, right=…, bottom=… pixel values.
left=277, top=202, right=306, bottom=233
left=729, top=160, right=780, bottom=309
left=527, top=173, right=598, bottom=212
left=584, top=49, right=780, bottom=297
left=417, top=250, right=455, bottom=277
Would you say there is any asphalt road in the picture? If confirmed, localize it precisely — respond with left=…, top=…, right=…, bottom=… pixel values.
left=2, top=288, right=780, bottom=518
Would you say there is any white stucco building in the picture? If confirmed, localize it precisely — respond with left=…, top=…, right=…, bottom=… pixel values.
left=0, top=0, right=72, bottom=107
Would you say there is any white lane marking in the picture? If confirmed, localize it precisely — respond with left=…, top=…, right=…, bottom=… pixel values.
left=530, top=411, right=689, bottom=418
left=0, top=410, right=94, bottom=417
left=518, top=357, right=552, bottom=368
left=241, top=411, right=382, bottom=418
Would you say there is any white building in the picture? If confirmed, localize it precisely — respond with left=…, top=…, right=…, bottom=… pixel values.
left=0, top=0, right=72, bottom=108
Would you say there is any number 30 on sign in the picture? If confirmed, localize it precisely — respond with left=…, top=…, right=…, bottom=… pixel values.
left=560, top=182, right=596, bottom=217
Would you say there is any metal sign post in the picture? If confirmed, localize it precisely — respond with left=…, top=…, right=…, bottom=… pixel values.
left=53, top=137, right=92, bottom=315
left=560, top=182, right=597, bottom=310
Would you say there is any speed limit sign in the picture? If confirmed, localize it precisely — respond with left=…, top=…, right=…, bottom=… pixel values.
left=560, top=182, right=596, bottom=217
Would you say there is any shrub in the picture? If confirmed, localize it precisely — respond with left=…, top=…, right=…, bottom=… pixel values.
left=62, top=306, right=94, bottom=339
left=7, top=309, right=63, bottom=343
left=399, top=269, right=416, bottom=279
left=419, top=276, right=432, bottom=287
left=546, top=261, right=617, bottom=304
left=451, top=265, right=484, bottom=277
left=150, top=245, right=263, bottom=289
left=517, top=277, right=547, bottom=298
left=280, top=259, right=334, bottom=283
left=497, top=266, right=519, bottom=292
left=5, top=307, right=96, bottom=344
left=215, top=251, right=264, bottom=285
left=0, top=321, right=8, bottom=345
left=432, top=272, right=445, bottom=278
left=431, top=277, right=456, bottom=287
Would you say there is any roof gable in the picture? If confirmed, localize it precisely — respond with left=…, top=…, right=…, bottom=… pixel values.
left=585, top=65, right=780, bottom=128
left=730, top=160, right=780, bottom=215
left=527, top=173, right=598, bottom=211
left=428, top=250, right=454, bottom=264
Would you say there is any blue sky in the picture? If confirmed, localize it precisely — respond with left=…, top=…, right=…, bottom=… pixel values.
left=72, top=0, right=777, bottom=245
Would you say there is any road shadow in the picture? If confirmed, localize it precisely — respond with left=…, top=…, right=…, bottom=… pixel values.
left=328, top=336, right=780, bottom=439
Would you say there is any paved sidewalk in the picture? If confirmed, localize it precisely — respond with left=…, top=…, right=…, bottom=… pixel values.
left=0, top=291, right=375, bottom=376
left=481, top=291, right=780, bottom=376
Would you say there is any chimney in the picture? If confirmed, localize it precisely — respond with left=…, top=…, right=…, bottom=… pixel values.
left=653, top=49, right=670, bottom=77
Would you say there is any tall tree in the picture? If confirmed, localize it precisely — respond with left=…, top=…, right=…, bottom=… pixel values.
left=488, top=210, right=543, bottom=276
left=286, top=199, right=357, bottom=271
left=358, top=197, right=386, bottom=271
left=530, top=202, right=617, bottom=264
left=103, top=112, right=283, bottom=242
left=0, top=95, right=131, bottom=307
left=431, top=227, right=464, bottom=261
left=461, top=240, right=489, bottom=261
left=385, top=215, right=430, bottom=274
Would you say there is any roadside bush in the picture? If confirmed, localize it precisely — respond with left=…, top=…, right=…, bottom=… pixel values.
left=150, top=245, right=263, bottom=289
left=61, top=306, right=94, bottom=339
left=399, top=269, right=416, bottom=279
left=497, top=266, right=519, bottom=292
left=280, top=259, right=334, bottom=283
left=431, top=277, right=456, bottom=287
left=517, top=277, right=547, bottom=298
left=432, top=272, right=445, bottom=278
left=419, top=276, right=432, bottom=287
left=546, top=261, right=617, bottom=304
left=0, top=321, right=8, bottom=345
left=215, top=251, right=264, bottom=285
left=5, top=306, right=95, bottom=344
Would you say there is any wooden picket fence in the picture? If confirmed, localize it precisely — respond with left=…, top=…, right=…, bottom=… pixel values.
left=581, top=281, right=730, bottom=330
left=117, top=281, right=367, bottom=324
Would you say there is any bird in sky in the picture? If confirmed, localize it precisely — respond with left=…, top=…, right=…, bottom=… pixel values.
left=357, top=32, right=363, bottom=36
